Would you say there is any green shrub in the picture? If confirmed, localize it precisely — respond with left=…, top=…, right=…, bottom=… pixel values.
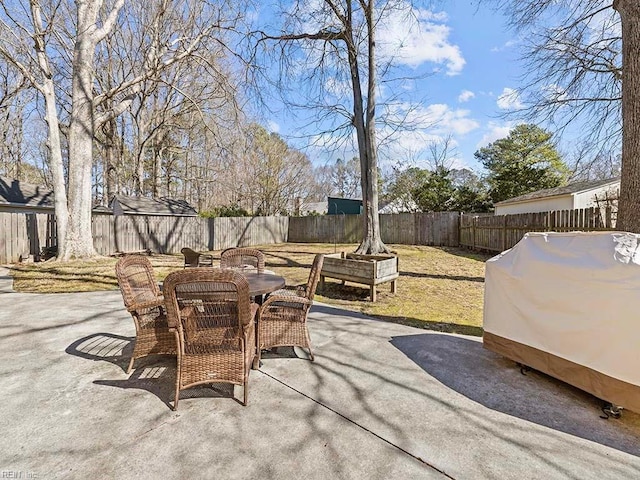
left=200, top=204, right=251, bottom=218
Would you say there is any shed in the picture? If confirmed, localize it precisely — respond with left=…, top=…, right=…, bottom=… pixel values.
left=494, top=177, right=619, bottom=215
left=327, top=197, right=362, bottom=215
left=0, top=176, right=55, bottom=214
left=109, top=194, right=198, bottom=216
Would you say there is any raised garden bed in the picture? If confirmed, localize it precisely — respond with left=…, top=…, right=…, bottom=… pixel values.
left=320, top=252, right=399, bottom=302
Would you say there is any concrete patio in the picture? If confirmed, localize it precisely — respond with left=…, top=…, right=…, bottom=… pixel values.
left=1, top=267, right=639, bottom=479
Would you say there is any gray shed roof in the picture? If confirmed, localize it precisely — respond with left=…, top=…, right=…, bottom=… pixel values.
left=0, top=176, right=54, bottom=209
left=495, top=177, right=620, bottom=206
left=110, top=194, right=197, bottom=216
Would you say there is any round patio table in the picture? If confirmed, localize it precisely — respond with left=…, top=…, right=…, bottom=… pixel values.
left=242, top=272, right=285, bottom=297
left=159, top=271, right=285, bottom=296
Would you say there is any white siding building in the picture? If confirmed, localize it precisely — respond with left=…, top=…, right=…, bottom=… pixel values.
left=494, top=177, right=619, bottom=215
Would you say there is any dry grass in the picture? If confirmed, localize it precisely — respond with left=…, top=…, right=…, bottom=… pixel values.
left=9, top=243, right=492, bottom=335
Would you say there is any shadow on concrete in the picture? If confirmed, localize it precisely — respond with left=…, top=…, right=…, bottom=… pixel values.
left=65, top=332, right=134, bottom=373
left=390, top=333, right=640, bottom=457
left=67, top=333, right=248, bottom=409
left=94, top=360, right=245, bottom=410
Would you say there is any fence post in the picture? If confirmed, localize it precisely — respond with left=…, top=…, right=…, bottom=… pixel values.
left=472, top=216, right=477, bottom=250
left=502, top=215, right=507, bottom=252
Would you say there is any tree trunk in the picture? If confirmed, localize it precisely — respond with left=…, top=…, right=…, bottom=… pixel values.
left=135, top=119, right=147, bottom=196
left=61, top=0, right=99, bottom=259
left=614, top=0, right=640, bottom=232
left=42, top=79, right=69, bottom=254
left=30, top=0, right=69, bottom=255
left=103, top=118, right=117, bottom=202
left=351, top=1, right=388, bottom=254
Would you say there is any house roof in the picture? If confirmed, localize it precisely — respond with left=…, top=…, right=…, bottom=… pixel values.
left=110, top=194, right=197, bottom=216
left=92, top=205, right=113, bottom=214
left=495, top=177, right=620, bottom=206
left=0, top=176, right=54, bottom=209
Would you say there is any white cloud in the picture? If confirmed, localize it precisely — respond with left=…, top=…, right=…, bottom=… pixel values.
left=476, top=122, right=514, bottom=149
left=458, top=90, right=475, bottom=103
left=491, top=39, right=518, bottom=52
left=267, top=121, right=280, bottom=134
left=375, top=102, right=479, bottom=168
left=419, top=103, right=480, bottom=135
left=377, top=6, right=465, bottom=75
left=383, top=102, right=479, bottom=138
left=497, top=87, right=523, bottom=110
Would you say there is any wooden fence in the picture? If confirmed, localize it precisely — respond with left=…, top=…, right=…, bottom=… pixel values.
left=0, top=212, right=289, bottom=263
left=0, top=207, right=617, bottom=264
left=0, top=213, right=56, bottom=264
left=459, top=207, right=615, bottom=252
left=91, top=214, right=290, bottom=255
left=288, top=212, right=460, bottom=247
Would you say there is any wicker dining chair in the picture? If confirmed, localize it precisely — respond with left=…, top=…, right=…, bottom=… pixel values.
left=163, top=268, right=258, bottom=409
left=257, top=254, right=324, bottom=364
left=220, top=247, right=265, bottom=273
left=181, top=247, right=214, bottom=268
left=115, top=255, right=176, bottom=373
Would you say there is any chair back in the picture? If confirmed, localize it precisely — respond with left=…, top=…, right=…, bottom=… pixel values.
left=220, top=247, right=265, bottom=273
left=304, top=254, right=324, bottom=301
left=181, top=247, right=213, bottom=268
left=163, top=268, right=252, bottom=353
left=115, top=255, right=161, bottom=309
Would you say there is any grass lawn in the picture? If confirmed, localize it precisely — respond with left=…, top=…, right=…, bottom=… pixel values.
left=9, top=243, right=492, bottom=336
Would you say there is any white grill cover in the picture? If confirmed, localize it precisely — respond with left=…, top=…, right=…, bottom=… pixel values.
left=483, top=231, right=640, bottom=386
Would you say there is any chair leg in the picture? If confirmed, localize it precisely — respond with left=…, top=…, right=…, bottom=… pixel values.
left=305, top=328, right=314, bottom=361
left=173, top=386, right=180, bottom=411
left=253, top=328, right=261, bottom=369
left=127, top=356, right=135, bottom=374
left=243, top=382, right=248, bottom=406
left=173, top=359, right=181, bottom=410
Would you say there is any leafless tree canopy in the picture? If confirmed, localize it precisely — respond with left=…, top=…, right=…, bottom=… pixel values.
left=497, top=0, right=621, bottom=154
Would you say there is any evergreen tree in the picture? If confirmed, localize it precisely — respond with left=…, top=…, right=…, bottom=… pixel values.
left=474, top=124, right=569, bottom=203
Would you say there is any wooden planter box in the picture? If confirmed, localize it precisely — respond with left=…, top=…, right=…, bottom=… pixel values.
left=320, top=252, right=399, bottom=302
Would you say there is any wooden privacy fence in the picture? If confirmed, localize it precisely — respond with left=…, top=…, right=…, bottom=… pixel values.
left=460, top=207, right=615, bottom=252
left=0, top=212, right=289, bottom=264
left=92, top=214, right=289, bottom=255
left=288, top=212, right=460, bottom=247
left=0, top=207, right=617, bottom=263
left=0, top=212, right=56, bottom=264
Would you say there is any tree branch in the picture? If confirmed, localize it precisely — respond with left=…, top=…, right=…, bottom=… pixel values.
left=92, top=0, right=125, bottom=43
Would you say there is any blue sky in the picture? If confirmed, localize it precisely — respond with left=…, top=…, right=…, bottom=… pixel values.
left=256, top=1, right=536, bottom=175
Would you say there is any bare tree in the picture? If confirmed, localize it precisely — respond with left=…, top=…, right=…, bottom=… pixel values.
left=330, top=157, right=361, bottom=199
left=567, top=145, right=621, bottom=181
left=0, top=63, right=30, bottom=179
left=0, top=0, right=245, bottom=259
left=0, top=0, right=71, bottom=252
left=495, top=1, right=621, bottom=152
left=496, top=0, right=640, bottom=231
left=258, top=0, right=407, bottom=253
left=425, top=135, right=457, bottom=171
left=230, top=124, right=316, bottom=215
